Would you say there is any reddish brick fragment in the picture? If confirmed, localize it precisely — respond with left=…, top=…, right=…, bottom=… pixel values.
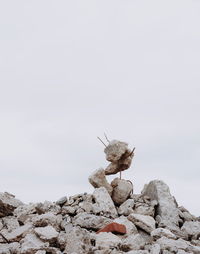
left=96, top=222, right=126, bottom=235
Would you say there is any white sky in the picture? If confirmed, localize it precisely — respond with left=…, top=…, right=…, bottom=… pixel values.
left=0, top=1, right=200, bottom=216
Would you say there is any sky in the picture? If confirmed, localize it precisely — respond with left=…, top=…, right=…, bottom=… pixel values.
left=0, top=1, right=199, bottom=216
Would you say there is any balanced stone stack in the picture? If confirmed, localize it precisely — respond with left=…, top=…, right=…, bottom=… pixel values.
left=89, top=140, right=134, bottom=205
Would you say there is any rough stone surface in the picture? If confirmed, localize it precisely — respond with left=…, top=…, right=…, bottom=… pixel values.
left=127, top=251, right=149, bottom=254
left=134, top=203, right=155, bottom=217
left=3, top=223, right=32, bottom=242
left=105, top=150, right=134, bottom=175
left=149, top=243, right=161, bottom=254
left=31, top=212, right=62, bottom=231
left=151, top=228, right=177, bottom=240
left=88, top=168, right=113, bottom=195
left=0, top=242, right=20, bottom=254
left=142, top=180, right=180, bottom=229
left=73, top=212, right=111, bottom=230
left=35, top=251, right=46, bottom=254
left=121, top=234, right=147, bottom=251
left=104, top=140, right=128, bottom=162
left=128, top=213, right=155, bottom=233
left=56, top=196, right=68, bottom=206
left=92, top=187, right=118, bottom=218
left=20, top=233, right=49, bottom=254
left=114, top=216, right=138, bottom=235
left=34, top=226, right=58, bottom=242
left=181, top=221, right=200, bottom=240
left=95, top=232, right=121, bottom=249
left=0, top=192, right=23, bottom=218
left=2, top=217, right=20, bottom=232
left=111, top=178, right=133, bottom=205
left=156, top=236, right=200, bottom=253
left=63, top=226, right=92, bottom=254
left=14, top=203, right=37, bottom=224
left=118, top=199, right=135, bottom=216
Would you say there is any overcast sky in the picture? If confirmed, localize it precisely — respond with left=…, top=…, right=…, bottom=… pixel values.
left=0, top=1, right=199, bottom=216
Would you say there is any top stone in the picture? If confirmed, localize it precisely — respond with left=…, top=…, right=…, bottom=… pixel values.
left=104, top=140, right=128, bottom=162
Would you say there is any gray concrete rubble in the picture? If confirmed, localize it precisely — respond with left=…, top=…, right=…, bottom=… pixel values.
left=118, top=199, right=135, bottom=216
left=73, top=212, right=111, bottom=230
left=128, top=213, right=156, bottom=234
left=0, top=192, right=23, bottom=218
left=142, top=180, right=180, bottom=229
left=88, top=168, right=113, bottom=195
left=111, top=178, right=133, bottom=205
left=0, top=178, right=199, bottom=254
left=104, top=140, right=128, bottom=162
left=0, top=139, right=199, bottom=253
left=92, top=187, right=118, bottom=218
left=104, top=140, right=134, bottom=175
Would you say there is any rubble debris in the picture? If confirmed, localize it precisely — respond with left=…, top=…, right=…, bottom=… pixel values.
left=89, top=168, right=113, bottom=195
left=111, top=178, right=133, bottom=205
left=0, top=178, right=199, bottom=254
left=0, top=140, right=199, bottom=253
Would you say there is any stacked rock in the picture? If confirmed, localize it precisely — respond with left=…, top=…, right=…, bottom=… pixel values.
left=89, top=140, right=135, bottom=205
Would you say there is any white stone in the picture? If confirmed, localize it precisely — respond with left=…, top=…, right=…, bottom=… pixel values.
left=114, top=216, right=138, bottom=235
left=0, top=192, right=23, bottom=217
left=41, top=247, right=61, bottom=254
left=111, top=178, right=133, bottom=205
left=127, top=251, right=149, bottom=254
left=35, top=201, right=61, bottom=215
left=177, top=250, right=193, bottom=254
left=2, top=217, right=19, bottom=232
left=35, top=251, right=46, bottom=254
left=150, top=243, right=161, bottom=254
left=73, top=212, right=111, bottom=230
left=34, top=226, right=59, bottom=242
left=0, top=244, right=10, bottom=254
left=104, top=140, right=128, bottom=162
left=134, top=204, right=154, bottom=217
left=181, top=221, right=200, bottom=239
left=31, top=212, right=62, bottom=231
left=0, top=242, right=20, bottom=254
left=89, top=168, right=113, bottom=195
left=63, top=226, right=91, bottom=254
left=142, top=180, right=180, bottom=229
left=95, top=232, right=121, bottom=249
left=20, top=233, right=49, bottom=254
left=92, top=187, right=117, bottom=218
left=56, top=196, right=68, bottom=206
left=118, top=199, right=135, bottom=216
left=57, top=231, right=68, bottom=250
left=14, top=203, right=37, bottom=224
left=3, top=223, right=32, bottom=242
left=151, top=228, right=177, bottom=240
left=61, top=205, right=76, bottom=215
left=128, top=213, right=155, bottom=233
left=78, top=201, right=93, bottom=213
left=156, top=236, right=200, bottom=254
left=122, top=234, right=147, bottom=251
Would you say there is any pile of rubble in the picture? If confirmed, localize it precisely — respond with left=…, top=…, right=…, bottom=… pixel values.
left=0, top=140, right=199, bottom=254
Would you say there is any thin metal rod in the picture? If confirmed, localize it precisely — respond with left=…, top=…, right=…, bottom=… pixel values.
left=104, top=132, right=110, bottom=143
left=97, top=137, right=107, bottom=147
